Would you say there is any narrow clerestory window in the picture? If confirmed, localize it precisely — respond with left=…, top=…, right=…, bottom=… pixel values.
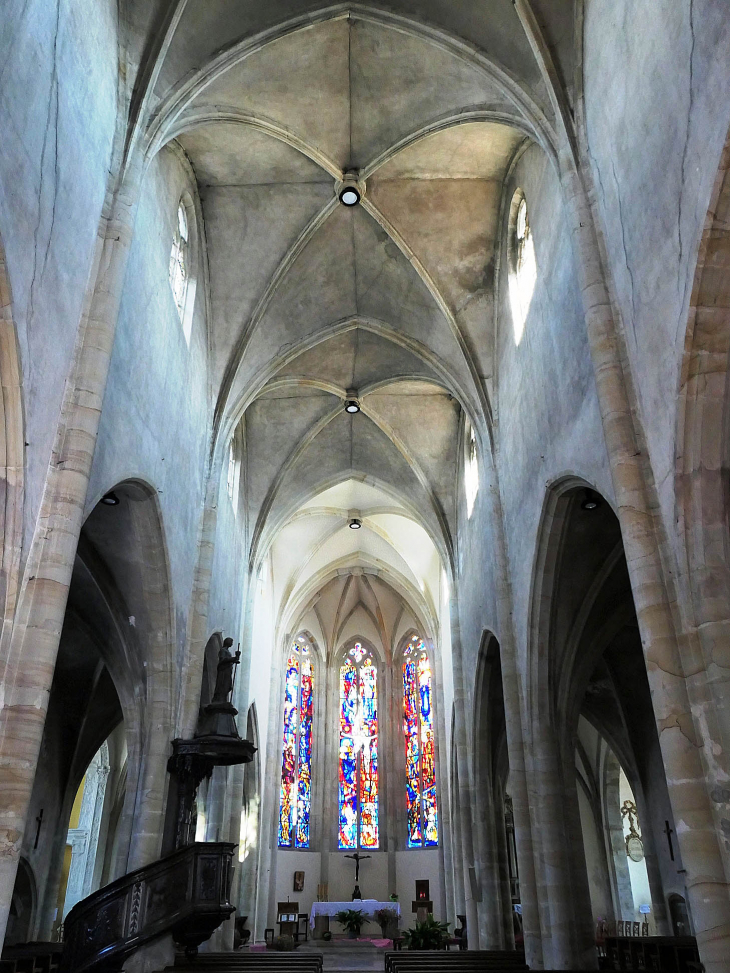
left=227, top=440, right=237, bottom=504
left=169, top=201, right=189, bottom=323
left=508, top=192, right=537, bottom=345
left=464, top=420, right=479, bottom=518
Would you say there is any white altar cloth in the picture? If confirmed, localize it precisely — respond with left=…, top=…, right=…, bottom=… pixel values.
left=309, top=900, right=401, bottom=929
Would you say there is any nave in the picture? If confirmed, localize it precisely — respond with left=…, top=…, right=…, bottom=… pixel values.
left=1, top=2, right=729, bottom=972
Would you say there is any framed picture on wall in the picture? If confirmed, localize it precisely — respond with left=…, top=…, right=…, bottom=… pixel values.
left=294, top=871, right=305, bottom=892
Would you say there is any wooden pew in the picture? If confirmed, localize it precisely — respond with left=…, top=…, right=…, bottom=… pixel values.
left=162, top=951, right=323, bottom=972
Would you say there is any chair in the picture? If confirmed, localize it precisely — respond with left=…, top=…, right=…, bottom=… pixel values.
left=264, top=928, right=275, bottom=946
left=454, top=915, right=467, bottom=951
left=295, top=914, right=309, bottom=942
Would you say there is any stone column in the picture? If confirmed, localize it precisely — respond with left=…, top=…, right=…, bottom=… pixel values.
left=495, top=789, right=516, bottom=949
left=489, top=476, right=544, bottom=968
left=603, top=760, right=634, bottom=921
left=448, top=603, right=480, bottom=948
left=0, top=164, right=141, bottom=943
left=473, top=767, right=505, bottom=948
left=530, top=727, right=579, bottom=969
left=561, top=159, right=730, bottom=972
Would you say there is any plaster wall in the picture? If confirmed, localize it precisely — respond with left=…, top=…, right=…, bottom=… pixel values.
left=88, top=146, right=210, bottom=680
left=495, top=143, right=612, bottom=665
left=274, top=849, right=321, bottom=923
left=0, top=0, right=117, bottom=549
left=583, top=0, right=730, bottom=539
left=326, top=851, right=389, bottom=907
left=395, top=849, right=444, bottom=924
left=207, top=470, right=248, bottom=670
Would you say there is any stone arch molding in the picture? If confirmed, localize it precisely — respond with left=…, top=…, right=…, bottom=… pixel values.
left=79, top=478, right=177, bottom=874
left=143, top=4, right=557, bottom=164
left=676, top=125, right=730, bottom=849
left=0, top=229, right=24, bottom=667
left=525, top=473, right=615, bottom=735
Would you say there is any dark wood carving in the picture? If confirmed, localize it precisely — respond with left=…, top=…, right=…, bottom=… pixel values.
left=166, top=640, right=255, bottom=851
left=61, top=842, right=236, bottom=973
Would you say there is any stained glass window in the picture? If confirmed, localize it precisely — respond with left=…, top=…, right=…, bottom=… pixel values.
left=278, top=638, right=314, bottom=848
left=338, top=642, right=379, bottom=849
left=403, top=636, right=438, bottom=847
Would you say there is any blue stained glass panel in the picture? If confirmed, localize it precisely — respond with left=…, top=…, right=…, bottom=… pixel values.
left=278, top=641, right=314, bottom=849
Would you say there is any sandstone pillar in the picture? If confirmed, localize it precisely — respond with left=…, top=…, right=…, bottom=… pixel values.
left=490, top=478, right=544, bottom=968
left=0, top=164, right=141, bottom=943
left=449, top=602, right=481, bottom=947
left=561, top=159, right=730, bottom=973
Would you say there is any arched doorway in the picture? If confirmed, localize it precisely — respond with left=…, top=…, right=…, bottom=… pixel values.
left=527, top=480, right=684, bottom=967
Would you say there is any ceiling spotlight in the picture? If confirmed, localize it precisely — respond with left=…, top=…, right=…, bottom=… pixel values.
left=339, top=187, right=360, bottom=206
left=580, top=488, right=602, bottom=511
left=348, top=518, right=362, bottom=530
left=344, top=388, right=360, bottom=413
left=101, top=491, right=120, bottom=506
left=337, top=170, right=364, bottom=207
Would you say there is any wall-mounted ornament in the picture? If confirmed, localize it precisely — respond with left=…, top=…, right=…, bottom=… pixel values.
left=621, top=799, right=645, bottom=861
left=293, top=871, right=305, bottom=892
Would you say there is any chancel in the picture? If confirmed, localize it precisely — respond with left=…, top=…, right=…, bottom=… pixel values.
left=0, top=4, right=729, bottom=973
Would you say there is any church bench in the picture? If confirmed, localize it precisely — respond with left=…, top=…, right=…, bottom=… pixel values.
left=384, top=951, right=529, bottom=973
left=385, top=961, right=662, bottom=973
left=163, top=952, right=323, bottom=972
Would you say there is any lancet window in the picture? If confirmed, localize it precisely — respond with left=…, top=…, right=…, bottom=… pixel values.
left=169, top=200, right=189, bottom=318
left=338, top=642, right=379, bottom=850
left=508, top=191, right=537, bottom=345
left=402, top=635, right=438, bottom=847
left=278, top=636, right=315, bottom=848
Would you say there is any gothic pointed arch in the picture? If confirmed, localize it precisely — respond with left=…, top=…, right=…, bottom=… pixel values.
left=676, top=125, right=730, bottom=834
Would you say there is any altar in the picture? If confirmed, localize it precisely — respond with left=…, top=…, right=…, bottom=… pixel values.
left=309, top=900, right=401, bottom=931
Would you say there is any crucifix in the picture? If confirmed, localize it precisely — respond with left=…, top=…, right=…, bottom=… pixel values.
left=344, top=852, right=371, bottom=900
left=664, top=819, right=675, bottom=862
left=33, top=808, right=44, bottom=850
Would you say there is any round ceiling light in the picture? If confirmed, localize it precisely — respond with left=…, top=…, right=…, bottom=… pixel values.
left=339, top=187, right=360, bottom=206
left=101, top=491, right=120, bottom=506
left=580, top=488, right=602, bottom=511
left=348, top=518, right=362, bottom=529
left=345, top=399, right=360, bottom=414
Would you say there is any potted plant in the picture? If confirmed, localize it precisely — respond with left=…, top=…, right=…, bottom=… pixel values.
left=401, top=916, right=450, bottom=950
left=272, top=935, right=296, bottom=951
left=374, top=907, right=399, bottom=939
left=334, top=908, right=369, bottom=939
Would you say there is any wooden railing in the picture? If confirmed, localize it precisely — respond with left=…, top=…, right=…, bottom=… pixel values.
left=60, top=842, right=236, bottom=973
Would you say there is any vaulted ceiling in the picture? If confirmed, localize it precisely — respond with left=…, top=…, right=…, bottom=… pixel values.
left=269, top=478, right=441, bottom=650
left=129, top=2, right=575, bottom=584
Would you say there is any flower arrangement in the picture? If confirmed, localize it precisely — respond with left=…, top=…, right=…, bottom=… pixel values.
left=334, top=908, right=369, bottom=938
left=402, top=916, right=450, bottom=950
left=374, top=907, right=399, bottom=937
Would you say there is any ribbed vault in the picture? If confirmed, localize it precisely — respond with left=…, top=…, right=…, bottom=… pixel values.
left=142, top=4, right=560, bottom=593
